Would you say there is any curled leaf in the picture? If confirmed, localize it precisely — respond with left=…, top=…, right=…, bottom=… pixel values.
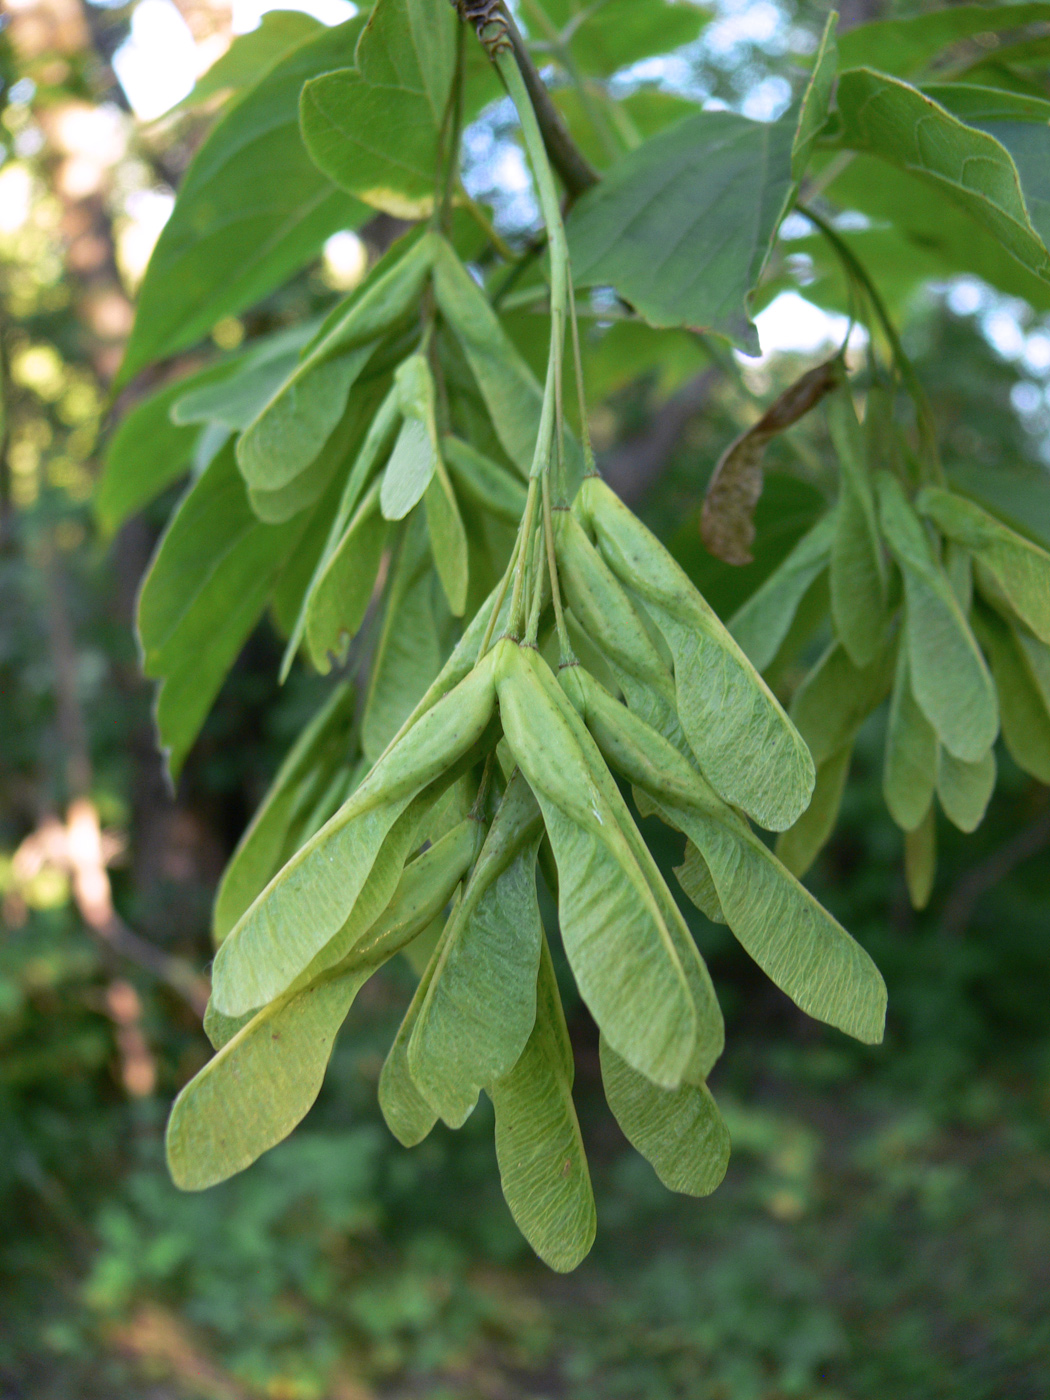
left=701, top=358, right=839, bottom=565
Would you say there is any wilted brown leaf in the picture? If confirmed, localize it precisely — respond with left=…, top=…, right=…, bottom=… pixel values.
left=701, top=357, right=840, bottom=564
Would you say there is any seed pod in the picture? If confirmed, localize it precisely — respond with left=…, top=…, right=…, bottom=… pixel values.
left=917, top=486, right=1050, bottom=644
left=489, top=933, right=596, bottom=1272
left=729, top=510, right=835, bottom=672
left=599, top=1035, right=729, bottom=1198
left=671, top=841, right=725, bottom=924
left=580, top=475, right=815, bottom=831
left=557, top=664, right=724, bottom=1083
left=362, top=512, right=450, bottom=762
left=305, top=478, right=388, bottom=672
left=178, top=815, right=481, bottom=1181
left=976, top=605, right=1050, bottom=782
left=408, top=771, right=544, bottom=1126
left=904, top=803, right=937, bottom=911
left=937, top=746, right=995, bottom=833
left=443, top=435, right=527, bottom=523
left=774, top=743, right=852, bottom=879
left=555, top=511, right=678, bottom=742
left=425, top=459, right=470, bottom=616
left=237, top=232, right=436, bottom=491
left=827, top=390, right=889, bottom=667
left=791, top=636, right=896, bottom=768
left=211, top=650, right=499, bottom=1015
left=379, top=918, right=452, bottom=1149
left=494, top=639, right=697, bottom=1089
left=877, top=472, right=999, bottom=762
left=168, top=965, right=372, bottom=1191
left=883, top=643, right=937, bottom=833
left=212, top=683, right=357, bottom=943
left=280, top=383, right=403, bottom=681
left=572, top=668, right=885, bottom=1045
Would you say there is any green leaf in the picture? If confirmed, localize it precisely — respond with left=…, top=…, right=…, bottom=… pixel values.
left=937, top=745, right=996, bottom=833
left=583, top=478, right=815, bottom=831
left=119, top=18, right=369, bottom=383
left=495, top=641, right=697, bottom=1089
left=305, top=481, right=387, bottom=672
left=408, top=773, right=543, bottom=1127
left=837, top=5, right=1050, bottom=78
left=918, top=485, right=1050, bottom=644
left=834, top=69, right=1050, bottom=282
left=213, top=683, right=357, bottom=943
left=729, top=511, right=834, bottom=672
left=167, top=966, right=370, bottom=1190
left=250, top=375, right=388, bottom=526
left=361, top=515, right=449, bottom=762
left=567, top=110, right=796, bottom=353
left=599, top=1036, right=729, bottom=1198
left=827, top=391, right=888, bottom=666
left=210, top=652, right=498, bottom=1015
left=926, top=84, right=1050, bottom=250
left=425, top=462, right=469, bottom=617
left=300, top=0, right=457, bottom=218
left=174, top=10, right=322, bottom=112
left=905, top=804, right=937, bottom=911
left=538, top=0, right=708, bottom=78
left=489, top=936, right=596, bottom=1273
left=793, top=11, right=838, bottom=180
left=883, top=644, right=937, bottom=833
left=823, top=161, right=1050, bottom=314
left=774, top=743, right=852, bottom=881
left=136, top=443, right=308, bottom=778
left=877, top=473, right=999, bottom=762
left=96, top=361, right=233, bottom=532
left=237, top=233, right=435, bottom=493
left=975, top=605, right=1050, bottom=782
left=790, top=637, right=895, bottom=768
left=171, top=322, right=319, bottom=432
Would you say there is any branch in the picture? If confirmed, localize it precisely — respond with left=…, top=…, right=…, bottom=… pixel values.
left=504, top=11, right=599, bottom=201
left=601, top=370, right=715, bottom=505
left=452, top=2, right=599, bottom=201
left=940, top=799, right=1050, bottom=938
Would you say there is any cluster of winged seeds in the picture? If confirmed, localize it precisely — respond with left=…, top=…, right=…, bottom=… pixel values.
left=158, top=6, right=893, bottom=1271
left=725, top=384, right=1050, bottom=908
left=165, top=196, right=887, bottom=1268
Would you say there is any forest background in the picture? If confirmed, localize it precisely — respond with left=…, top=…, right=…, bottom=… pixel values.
left=2, top=0, right=1050, bottom=1396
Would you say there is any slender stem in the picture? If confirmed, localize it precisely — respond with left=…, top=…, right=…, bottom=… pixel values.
left=525, top=517, right=547, bottom=645
left=799, top=203, right=943, bottom=484
left=437, top=25, right=467, bottom=232
left=507, top=476, right=540, bottom=636
left=542, top=470, right=572, bottom=660
left=567, top=272, right=598, bottom=477
left=460, top=193, right=519, bottom=263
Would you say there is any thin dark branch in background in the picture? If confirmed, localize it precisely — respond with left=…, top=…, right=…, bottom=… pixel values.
left=601, top=371, right=715, bottom=505
left=940, top=798, right=1050, bottom=938
left=500, top=5, right=599, bottom=201
left=43, top=541, right=210, bottom=1018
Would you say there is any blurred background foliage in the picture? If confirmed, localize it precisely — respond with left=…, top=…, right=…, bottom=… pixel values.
left=2, top=0, right=1050, bottom=1396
